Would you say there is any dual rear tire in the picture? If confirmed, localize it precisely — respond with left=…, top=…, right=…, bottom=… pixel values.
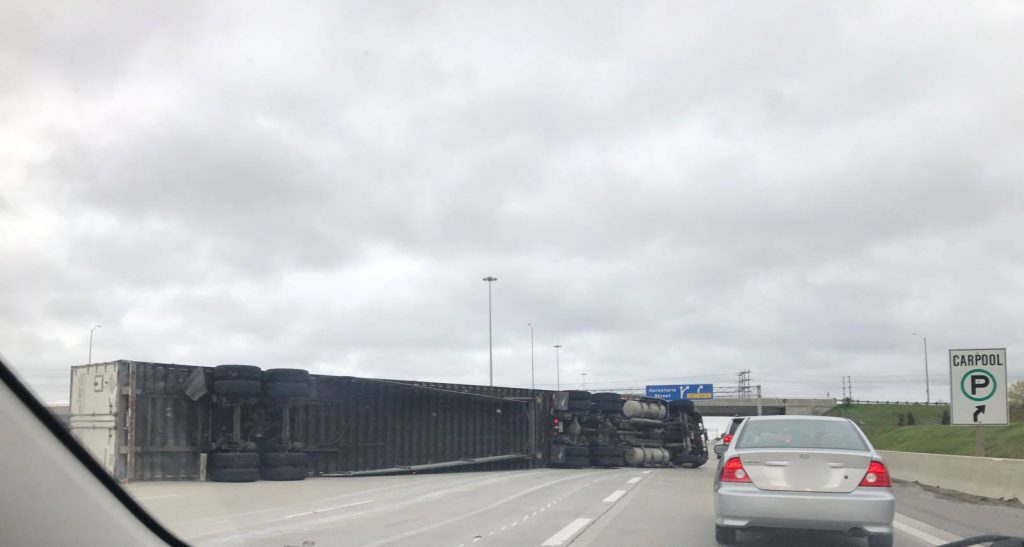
left=260, top=452, right=310, bottom=481
left=208, top=452, right=260, bottom=482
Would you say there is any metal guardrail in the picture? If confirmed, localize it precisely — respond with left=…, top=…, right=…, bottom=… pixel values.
left=842, top=400, right=947, bottom=406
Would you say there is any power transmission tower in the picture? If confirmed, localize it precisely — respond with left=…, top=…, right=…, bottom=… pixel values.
left=737, top=369, right=752, bottom=399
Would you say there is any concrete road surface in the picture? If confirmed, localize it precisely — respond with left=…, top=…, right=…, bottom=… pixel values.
left=126, top=466, right=1024, bottom=547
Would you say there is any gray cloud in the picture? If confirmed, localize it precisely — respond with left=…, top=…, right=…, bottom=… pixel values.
left=2, top=0, right=1023, bottom=403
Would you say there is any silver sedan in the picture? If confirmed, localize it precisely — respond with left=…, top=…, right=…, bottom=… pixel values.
left=713, top=415, right=895, bottom=546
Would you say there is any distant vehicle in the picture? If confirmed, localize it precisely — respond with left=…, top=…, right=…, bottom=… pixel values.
left=714, top=416, right=746, bottom=459
left=712, top=415, right=895, bottom=547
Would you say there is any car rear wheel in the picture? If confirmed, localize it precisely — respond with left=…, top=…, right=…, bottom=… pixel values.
left=714, top=525, right=736, bottom=545
left=868, top=533, right=893, bottom=547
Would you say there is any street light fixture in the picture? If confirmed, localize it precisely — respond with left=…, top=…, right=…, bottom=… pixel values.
left=912, top=333, right=931, bottom=404
left=483, top=276, right=497, bottom=386
left=553, top=344, right=563, bottom=391
left=528, top=323, right=535, bottom=390
left=89, top=324, right=102, bottom=364
left=581, top=372, right=587, bottom=389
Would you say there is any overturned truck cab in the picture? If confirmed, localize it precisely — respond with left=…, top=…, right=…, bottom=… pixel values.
left=549, top=390, right=709, bottom=469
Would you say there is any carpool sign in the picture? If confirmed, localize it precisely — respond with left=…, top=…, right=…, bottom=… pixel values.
left=949, top=348, right=1008, bottom=426
left=645, top=384, right=714, bottom=401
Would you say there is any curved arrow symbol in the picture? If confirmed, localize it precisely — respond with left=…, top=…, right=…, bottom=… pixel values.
left=973, top=405, right=986, bottom=423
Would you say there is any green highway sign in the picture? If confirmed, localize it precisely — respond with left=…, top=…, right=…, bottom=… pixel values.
left=948, top=348, right=1008, bottom=426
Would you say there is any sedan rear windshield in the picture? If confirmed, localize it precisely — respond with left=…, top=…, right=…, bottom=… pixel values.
left=736, top=419, right=868, bottom=451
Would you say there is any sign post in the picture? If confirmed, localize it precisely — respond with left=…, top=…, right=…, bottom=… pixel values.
left=948, top=348, right=1008, bottom=427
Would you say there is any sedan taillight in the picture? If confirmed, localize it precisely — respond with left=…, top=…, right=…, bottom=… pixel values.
left=858, top=460, right=892, bottom=487
left=722, top=434, right=734, bottom=444
left=720, top=457, right=751, bottom=483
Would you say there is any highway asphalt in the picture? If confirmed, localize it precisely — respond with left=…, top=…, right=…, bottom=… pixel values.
left=126, top=465, right=1024, bottom=547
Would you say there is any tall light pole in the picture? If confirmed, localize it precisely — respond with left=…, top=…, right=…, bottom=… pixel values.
left=581, top=372, right=587, bottom=389
left=483, top=276, right=497, bottom=386
left=88, top=324, right=102, bottom=364
left=553, top=344, right=563, bottom=391
left=912, top=333, right=931, bottom=403
left=528, top=323, right=535, bottom=390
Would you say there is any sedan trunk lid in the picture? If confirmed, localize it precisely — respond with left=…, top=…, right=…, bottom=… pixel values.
left=738, top=449, right=871, bottom=493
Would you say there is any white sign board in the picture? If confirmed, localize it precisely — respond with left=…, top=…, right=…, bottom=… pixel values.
left=948, top=348, right=1008, bottom=426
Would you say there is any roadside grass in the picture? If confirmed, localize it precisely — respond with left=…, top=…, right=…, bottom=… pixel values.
left=825, top=403, right=1024, bottom=459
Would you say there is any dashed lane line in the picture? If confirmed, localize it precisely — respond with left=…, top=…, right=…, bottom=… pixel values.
left=541, top=518, right=593, bottom=546
left=602, top=490, right=627, bottom=503
left=894, top=513, right=962, bottom=546
left=283, top=500, right=375, bottom=520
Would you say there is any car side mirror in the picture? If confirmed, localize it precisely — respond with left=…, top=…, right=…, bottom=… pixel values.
left=713, top=444, right=727, bottom=456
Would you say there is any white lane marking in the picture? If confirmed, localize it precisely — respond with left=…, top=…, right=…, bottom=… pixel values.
left=894, top=513, right=962, bottom=546
left=511, top=520, right=518, bottom=527
left=541, top=518, right=592, bottom=546
left=472, top=538, right=481, bottom=543
left=501, top=525, right=507, bottom=531
left=627, top=477, right=641, bottom=484
left=524, top=514, right=530, bottom=521
left=641, top=470, right=652, bottom=474
left=532, top=511, right=538, bottom=517
left=283, top=500, right=374, bottom=519
left=894, top=521, right=946, bottom=546
left=602, top=490, right=627, bottom=503
left=137, top=494, right=179, bottom=501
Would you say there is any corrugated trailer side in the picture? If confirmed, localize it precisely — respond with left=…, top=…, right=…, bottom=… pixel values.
left=73, top=361, right=556, bottom=481
left=70, top=361, right=206, bottom=481
left=292, top=376, right=553, bottom=475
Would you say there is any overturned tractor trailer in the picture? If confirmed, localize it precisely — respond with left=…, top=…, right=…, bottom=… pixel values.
left=68, top=360, right=708, bottom=482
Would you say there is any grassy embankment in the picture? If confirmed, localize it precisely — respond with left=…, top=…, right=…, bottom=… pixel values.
left=824, top=403, right=1024, bottom=458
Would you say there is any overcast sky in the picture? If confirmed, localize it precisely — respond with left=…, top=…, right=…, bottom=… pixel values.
left=2, top=1, right=1023, bottom=404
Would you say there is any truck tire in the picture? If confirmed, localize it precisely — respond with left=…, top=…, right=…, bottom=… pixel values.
left=261, top=452, right=310, bottom=467
left=669, top=399, right=695, bottom=413
left=212, top=379, right=263, bottom=396
left=564, top=446, right=590, bottom=458
left=261, top=465, right=307, bottom=481
left=868, top=534, right=893, bottom=547
left=563, top=457, right=589, bottom=467
left=590, top=392, right=622, bottom=402
left=209, top=452, right=260, bottom=469
left=264, top=382, right=311, bottom=399
left=590, top=446, right=625, bottom=457
left=263, top=369, right=310, bottom=383
left=213, top=364, right=262, bottom=381
left=565, top=390, right=591, bottom=401
left=567, top=399, right=591, bottom=412
left=714, top=525, right=736, bottom=545
left=592, top=400, right=624, bottom=412
left=592, top=456, right=625, bottom=467
left=690, top=456, right=708, bottom=469
left=209, top=467, right=259, bottom=482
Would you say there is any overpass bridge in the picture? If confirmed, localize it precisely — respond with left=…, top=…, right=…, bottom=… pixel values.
left=692, top=397, right=837, bottom=416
